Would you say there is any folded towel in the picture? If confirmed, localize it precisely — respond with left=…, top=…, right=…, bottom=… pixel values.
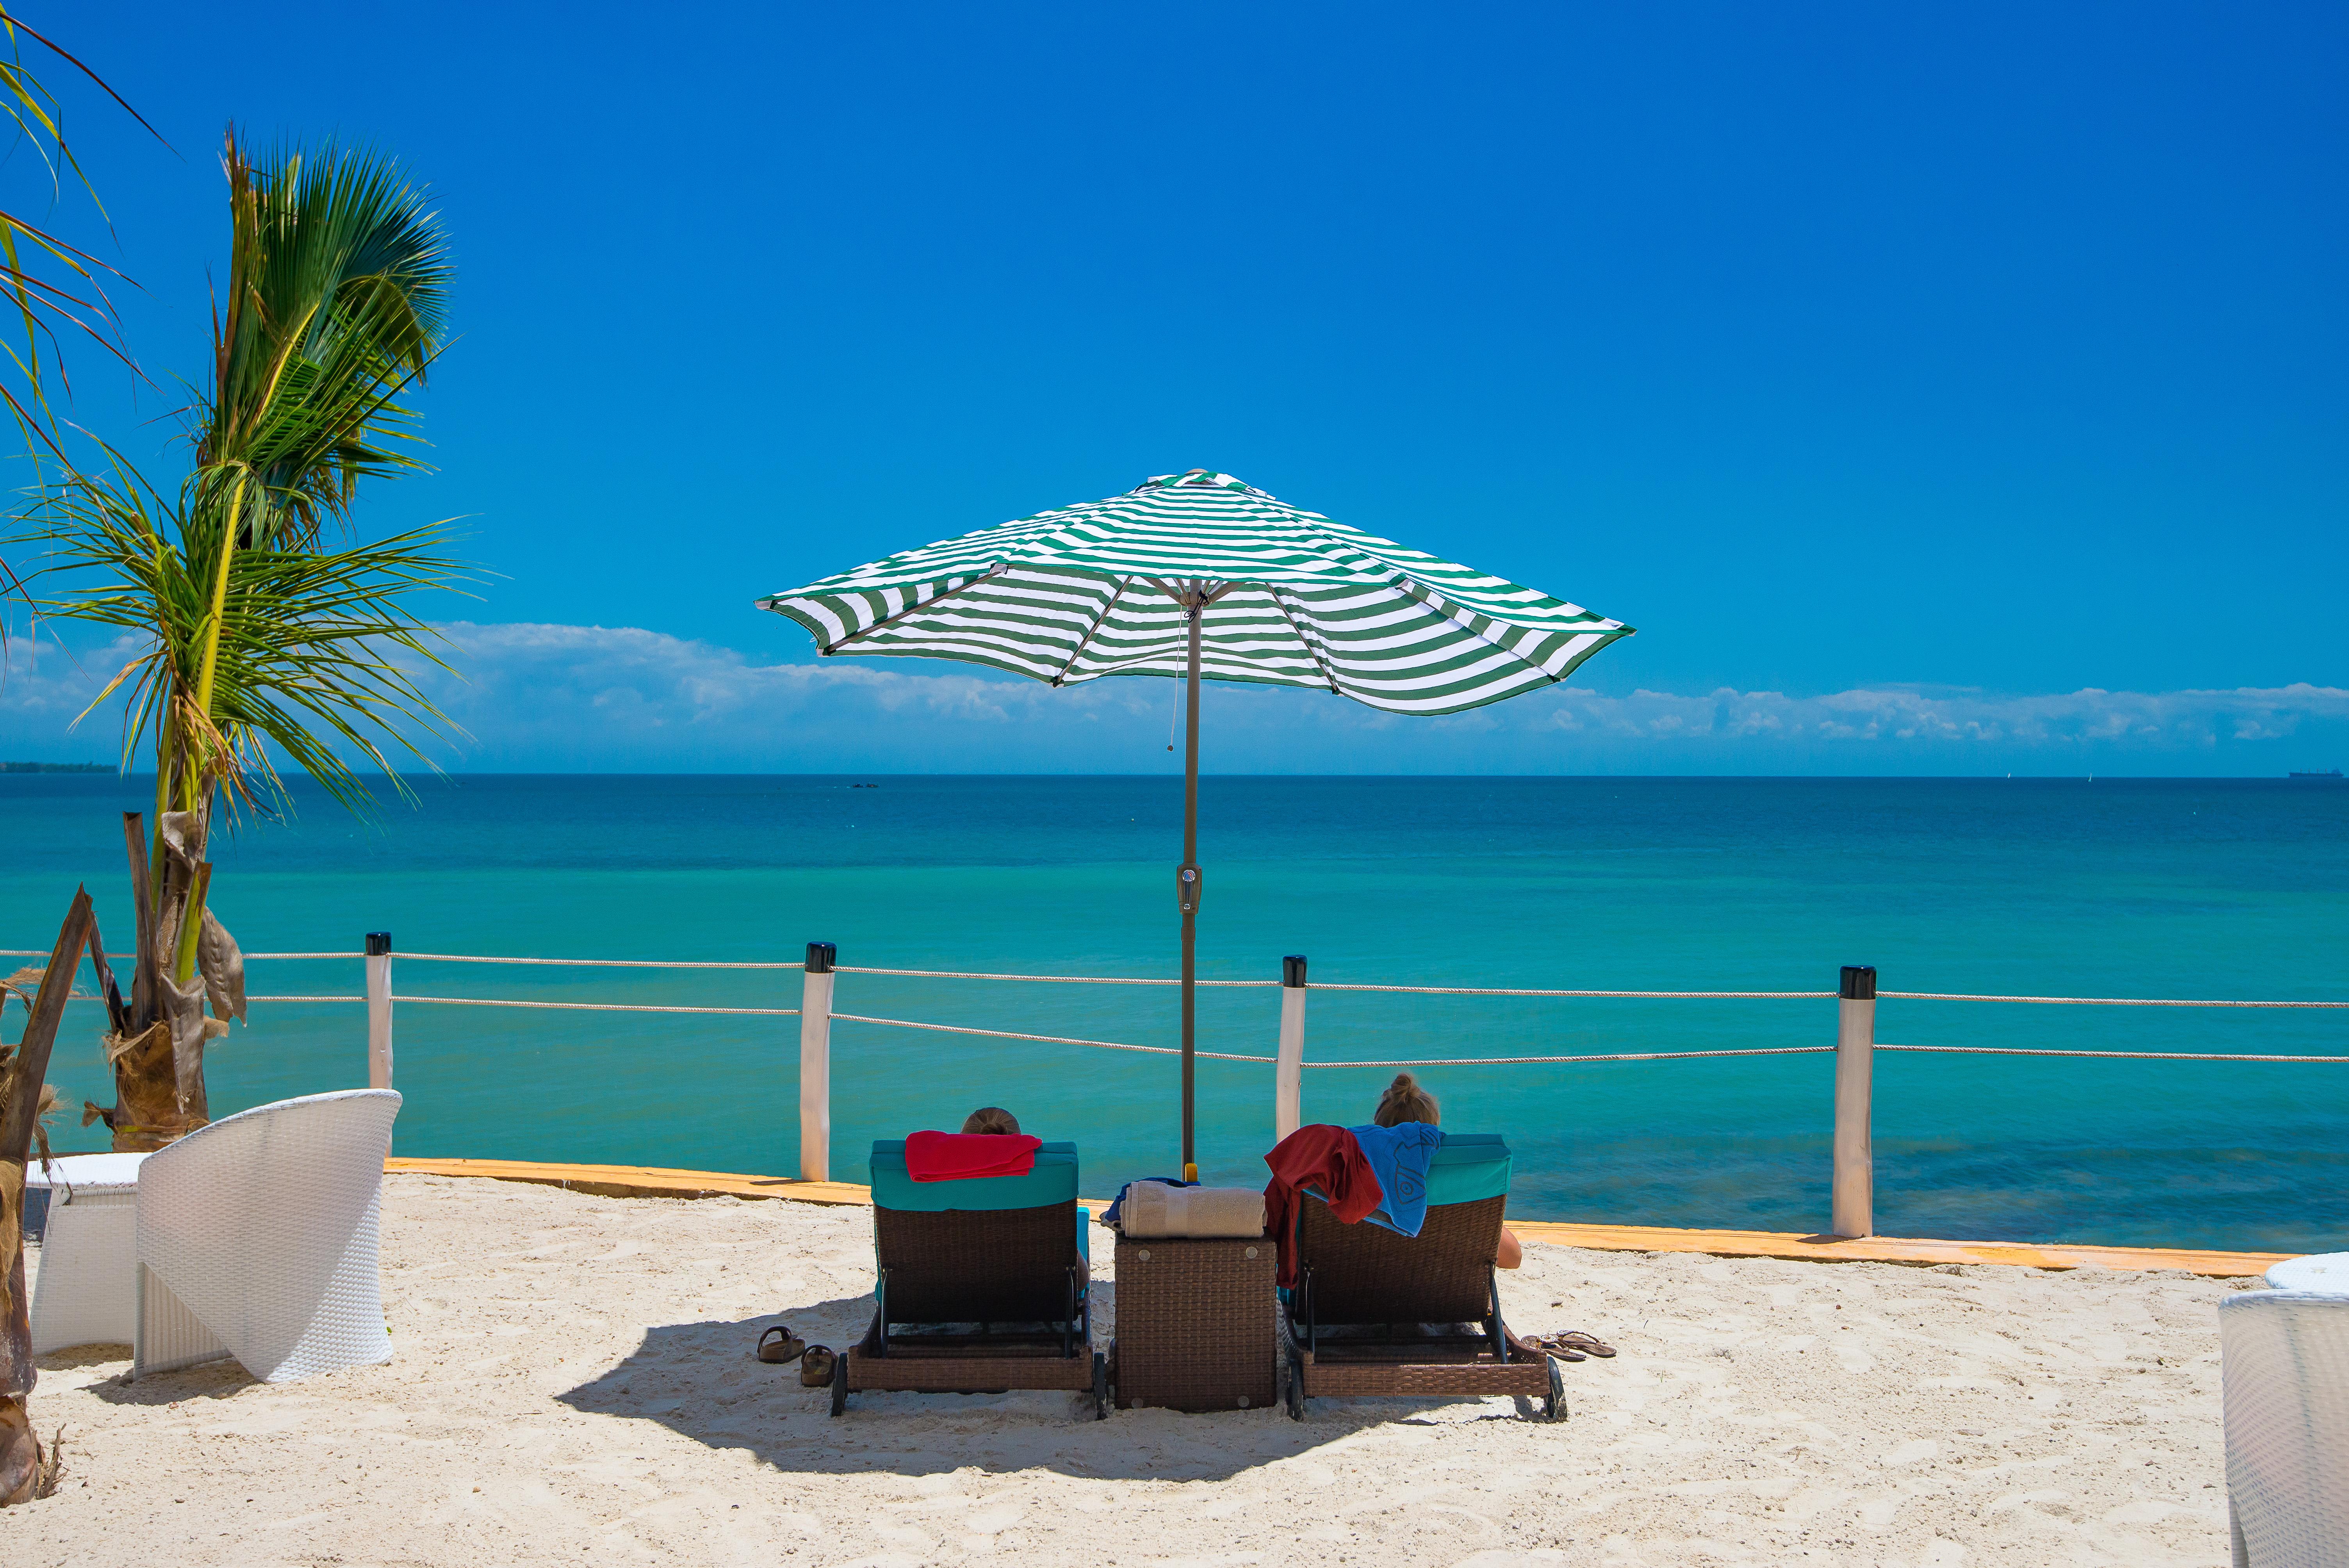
left=1103, top=1176, right=1194, bottom=1229
left=1120, top=1182, right=1267, bottom=1238
left=904, top=1130, right=1042, bottom=1182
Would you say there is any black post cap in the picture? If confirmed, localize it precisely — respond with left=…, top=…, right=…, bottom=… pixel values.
left=1840, top=964, right=1877, bottom=1000
left=365, top=932, right=392, bottom=957
left=1283, top=955, right=1308, bottom=987
left=806, top=941, right=836, bottom=973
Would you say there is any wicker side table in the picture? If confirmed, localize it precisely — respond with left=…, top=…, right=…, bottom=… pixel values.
left=1110, top=1235, right=1278, bottom=1412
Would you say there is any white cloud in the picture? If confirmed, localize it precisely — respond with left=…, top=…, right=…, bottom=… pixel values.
left=7, top=619, right=2346, bottom=774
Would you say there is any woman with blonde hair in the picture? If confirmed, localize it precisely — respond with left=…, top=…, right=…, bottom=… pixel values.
left=1372, top=1072, right=1521, bottom=1269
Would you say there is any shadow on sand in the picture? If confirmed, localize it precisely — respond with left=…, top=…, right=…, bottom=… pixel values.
left=554, top=1283, right=1555, bottom=1481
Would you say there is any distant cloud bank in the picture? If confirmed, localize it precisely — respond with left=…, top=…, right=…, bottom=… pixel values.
left=6, top=620, right=2345, bottom=774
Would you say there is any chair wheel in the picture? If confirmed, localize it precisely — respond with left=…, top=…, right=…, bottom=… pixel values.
left=829, top=1349, right=850, bottom=1417
left=1540, top=1353, right=1566, bottom=1423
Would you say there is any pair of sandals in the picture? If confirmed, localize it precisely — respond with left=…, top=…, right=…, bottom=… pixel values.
left=757, top=1325, right=836, bottom=1387
left=1528, top=1330, right=1616, bottom=1362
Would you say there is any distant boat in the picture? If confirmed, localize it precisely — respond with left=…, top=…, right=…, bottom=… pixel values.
left=2287, top=769, right=2343, bottom=779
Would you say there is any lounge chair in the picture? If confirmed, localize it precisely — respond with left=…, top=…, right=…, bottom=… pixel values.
left=831, top=1139, right=1107, bottom=1418
left=132, top=1089, right=402, bottom=1383
left=2221, top=1288, right=2349, bottom=1567
left=1278, top=1132, right=1561, bottom=1421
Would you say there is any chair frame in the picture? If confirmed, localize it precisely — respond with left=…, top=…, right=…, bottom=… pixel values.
left=1279, top=1192, right=1561, bottom=1421
left=832, top=1198, right=1107, bottom=1418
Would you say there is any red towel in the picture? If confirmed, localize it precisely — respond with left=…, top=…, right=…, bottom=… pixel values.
left=1262, top=1124, right=1381, bottom=1287
left=904, top=1130, right=1042, bottom=1182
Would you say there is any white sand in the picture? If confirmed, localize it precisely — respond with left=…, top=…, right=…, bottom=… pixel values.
left=12, top=1174, right=2246, bottom=1565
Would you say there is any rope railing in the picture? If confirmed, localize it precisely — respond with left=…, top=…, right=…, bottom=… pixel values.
left=1878, top=991, right=2349, bottom=1009
left=837, top=965, right=1273, bottom=988
left=829, top=1012, right=1273, bottom=1063
left=10, top=947, right=2343, bottom=1008
left=19, top=933, right=2337, bottom=1238
left=1311, top=982, right=1834, bottom=999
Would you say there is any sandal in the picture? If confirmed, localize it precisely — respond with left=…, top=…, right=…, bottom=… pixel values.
left=756, top=1326, right=806, bottom=1365
left=1552, top=1331, right=1616, bottom=1358
left=1530, top=1335, right=1586, bottom=1361
left=799, top=1345, right=836, bottom=1388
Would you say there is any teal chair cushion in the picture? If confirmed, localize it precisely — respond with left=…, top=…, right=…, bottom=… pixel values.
left=1424, top=1132, right=1513, bottom=1208
left=868, top=1139, right=1080, bottom=1213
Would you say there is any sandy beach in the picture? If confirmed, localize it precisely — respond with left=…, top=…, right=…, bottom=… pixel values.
left=12, top=1174, right=2246, bottom=1566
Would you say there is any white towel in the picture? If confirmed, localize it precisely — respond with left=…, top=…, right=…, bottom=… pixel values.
left=1121, top=1183, right=1266, bottom=1238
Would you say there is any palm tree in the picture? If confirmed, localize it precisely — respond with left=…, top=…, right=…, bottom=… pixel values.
left=19, top=132, right=466, bottom=1149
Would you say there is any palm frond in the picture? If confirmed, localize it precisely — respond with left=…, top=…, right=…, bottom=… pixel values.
left=21, top=452, right=472, bottom=817
left=200, top=131, right=449, bottom=552
left=0, top=6, right=157, bottom=442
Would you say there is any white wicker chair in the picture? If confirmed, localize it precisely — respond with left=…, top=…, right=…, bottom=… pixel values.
left=26, top=1153, right=149, bottom=1356
left=131, top=1089, right=402, bottom=1384
left=2222, top=1289, right=2349, bottom=1568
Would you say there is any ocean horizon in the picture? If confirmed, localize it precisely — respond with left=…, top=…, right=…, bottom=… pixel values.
left=8, top=771, right=2344, bottom=1255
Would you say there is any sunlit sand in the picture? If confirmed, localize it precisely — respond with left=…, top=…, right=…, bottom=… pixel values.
left=18, top=1174, right=2240, bottom=1565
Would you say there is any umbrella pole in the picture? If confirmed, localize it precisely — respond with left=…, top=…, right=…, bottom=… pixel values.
left=1179, top=593, right=1203, bottom=1181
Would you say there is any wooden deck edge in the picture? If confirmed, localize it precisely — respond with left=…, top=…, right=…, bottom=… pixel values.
left=1507, top=1220, right=2288, bottom=1278
left=383, top=1158, right=2288, bottom=1278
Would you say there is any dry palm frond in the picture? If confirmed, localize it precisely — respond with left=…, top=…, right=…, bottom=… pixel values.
left=0, top=964, right=41, bottom=1012
left=32, top=1427, right=65, bottom=1499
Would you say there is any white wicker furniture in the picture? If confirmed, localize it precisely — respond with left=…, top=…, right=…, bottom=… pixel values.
left=2265, top=1253, right=2349, bottom=1293
left=26, top=1153, right=151, bottom=1356
left=2221, top=1289, right=2349, bottom=1568
left=131, top=1089, right=403, bottom=1384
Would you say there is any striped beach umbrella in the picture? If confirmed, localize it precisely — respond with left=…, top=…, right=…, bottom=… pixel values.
left=758, top=469, right=1634, bottom=1173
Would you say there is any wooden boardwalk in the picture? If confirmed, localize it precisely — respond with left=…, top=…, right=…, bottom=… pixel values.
left=384, top=1156, right=2290, bottom=1278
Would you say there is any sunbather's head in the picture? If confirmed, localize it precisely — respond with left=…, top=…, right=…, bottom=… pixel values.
left=961, top=1105, right=1022, bottom=1136
left=1372, top=1071, right=1439, bottom=1127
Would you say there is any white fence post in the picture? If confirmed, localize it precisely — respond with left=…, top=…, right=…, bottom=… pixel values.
left=799, top=941, right=835, bottom=1183
left=1275, top=954, right=1308, bottom=1140
left=365, top=931, right=393, bottom=1092
left=1831, top=964, right=1876, bottom=1238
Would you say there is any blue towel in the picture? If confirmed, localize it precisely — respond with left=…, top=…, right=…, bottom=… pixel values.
left=1348, top=1122, right=1444, bottom=1238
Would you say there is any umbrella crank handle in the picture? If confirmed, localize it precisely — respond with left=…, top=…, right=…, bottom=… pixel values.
left=1176, top=865, right=1202, bottom=913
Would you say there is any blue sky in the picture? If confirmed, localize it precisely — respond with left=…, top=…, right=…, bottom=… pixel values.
left=5, top=1, right=2345, bottom=772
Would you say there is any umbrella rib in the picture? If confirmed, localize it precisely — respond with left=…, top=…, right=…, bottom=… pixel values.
left=1049, top=576, right=1132, bottom=686
left=1267, top=587, right=1345, bottom=695
left=825, top=563, right=1007, bottom=653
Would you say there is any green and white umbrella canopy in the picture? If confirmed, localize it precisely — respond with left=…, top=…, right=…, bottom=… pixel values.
left=758, top=470, right=1632, bottom=715
left=758, top=469, right=1634, bottom=1177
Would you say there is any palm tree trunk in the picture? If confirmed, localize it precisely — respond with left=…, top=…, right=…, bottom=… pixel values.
left=1, top=891, right=92, bottom=1506
left=91, top=811, right=212, bottom=1153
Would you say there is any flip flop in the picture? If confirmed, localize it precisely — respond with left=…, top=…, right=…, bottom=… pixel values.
left=1530, top=1335, right=1586, bottom=1362
left=1553, top=1331, right=1616, bottom=1358
left=757, top=1326, right=806, bottom=1365
left=799, top=1345, right=836, bottom=1387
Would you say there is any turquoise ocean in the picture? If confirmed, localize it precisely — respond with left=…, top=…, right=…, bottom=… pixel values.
left=6, top=773, right=2345, bottom=1254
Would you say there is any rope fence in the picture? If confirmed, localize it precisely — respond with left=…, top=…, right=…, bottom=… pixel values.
left=10, top=947, right=2345, bottom=1009
left=16, top=936, right=2338, bottom=1236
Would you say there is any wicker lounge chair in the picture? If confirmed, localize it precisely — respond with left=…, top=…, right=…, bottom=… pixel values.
left=832, top=1139, right=1107, bottom=1418
left=1278, top=1132, right=1561, bottom=1421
